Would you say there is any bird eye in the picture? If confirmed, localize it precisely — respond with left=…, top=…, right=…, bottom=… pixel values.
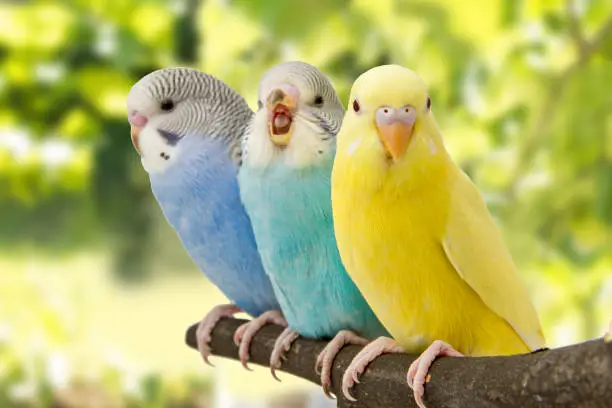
left=160, top=99, right=175, bottom=112
left=427, top=96, right=431, bottom=110
left=352, top=99, right=360, bottom=113
left=257, top=100, right=263, bottom=110
left=313, top=95, right=324, bottom=107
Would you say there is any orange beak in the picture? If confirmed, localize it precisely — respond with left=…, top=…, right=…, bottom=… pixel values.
left=375, top=122, right=414, bottom=161
left=130, top=125, right=142, bottom=154
left=128, top=111, right=148, bottom=154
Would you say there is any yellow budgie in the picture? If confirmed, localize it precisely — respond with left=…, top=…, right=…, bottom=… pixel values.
left=330, top=65, right=546, bottom=407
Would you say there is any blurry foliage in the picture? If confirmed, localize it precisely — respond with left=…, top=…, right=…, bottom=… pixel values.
left=0, top=0, right=611, bottom=407
left=0, top=0, right=610, bottom=343
left=0, top=261, right=213, bottom=408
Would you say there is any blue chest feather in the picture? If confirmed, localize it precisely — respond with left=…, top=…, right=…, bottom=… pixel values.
left=149, top=136, right=279, bottom=317
left=238, top=155, right=389, bottom=339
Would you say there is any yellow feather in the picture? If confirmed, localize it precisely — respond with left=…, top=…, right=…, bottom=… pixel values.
left=443, top=170, right=545, bottom=351
left=332, top=65, right=545, bottom=356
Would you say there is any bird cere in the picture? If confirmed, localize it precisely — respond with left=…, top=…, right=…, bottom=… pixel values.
left=126, top=62, right=566, bottom=408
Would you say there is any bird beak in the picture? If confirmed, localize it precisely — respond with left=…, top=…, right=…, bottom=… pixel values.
left=128, top=111, right=148, bottom=154
left=265, top=84, right=300, bottom=147
left=375, top=107, right=416, bottom=161
left=376, top=122, right=414, bottom=160
left=130, top=125, right=142, bottom=154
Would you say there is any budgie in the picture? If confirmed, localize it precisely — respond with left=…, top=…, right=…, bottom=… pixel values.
left=234, top=61, right=389, bottom=394
left=126, top=67, right=280, bottom=364
left=330, top=65, right=546, bottom=407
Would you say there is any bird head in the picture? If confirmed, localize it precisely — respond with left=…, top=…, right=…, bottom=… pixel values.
left=338, top=65, right=445, bottom=173
left=126, top=67, right=252, bottom=174
left=242, top=61, right=345, bottom=169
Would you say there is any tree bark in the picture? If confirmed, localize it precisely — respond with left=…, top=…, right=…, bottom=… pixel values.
left=185, top=318, right=612, bottom=408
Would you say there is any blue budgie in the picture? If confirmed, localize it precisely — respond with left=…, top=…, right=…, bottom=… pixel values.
left=126, top=67, right=280, bottom=364
left=235, top=61, right=390, bottom=395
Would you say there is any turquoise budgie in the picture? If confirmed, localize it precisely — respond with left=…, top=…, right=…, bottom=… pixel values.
left=126, top=68, right=280, bottom=364
left=234, top=61, right=389, bottom=395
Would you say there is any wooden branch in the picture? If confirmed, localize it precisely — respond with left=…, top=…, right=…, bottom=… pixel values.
left=184, top=318, right=612, bottom=408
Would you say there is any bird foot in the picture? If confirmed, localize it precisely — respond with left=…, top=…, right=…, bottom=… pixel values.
left=407, top=340, right=464, bottom=408
left=315, top=330, right=370, bottom=399
left=196, top=303, right=243, bottom=366
left=270, top=327, right=301, bottom=381
left=233, top=310, right=288, bottom=370
left=341, top=336, right=405, bottom=402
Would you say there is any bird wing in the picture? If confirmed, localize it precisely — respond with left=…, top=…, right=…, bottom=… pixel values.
left=442, top=169, right=545, bottom=351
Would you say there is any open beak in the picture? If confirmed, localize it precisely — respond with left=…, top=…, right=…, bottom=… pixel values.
left=128, top=111, right=148, bottom=154
left=265, top=84, right=300, bottom=147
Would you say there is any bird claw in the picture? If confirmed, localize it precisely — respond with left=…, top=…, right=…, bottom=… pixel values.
left=233, top=310, right=287, bottom=372
left=196, top=304, right=243, bottom=367
left=268, top=327, right=300, bottom=382
left=341, top=377, right=358, bottom=402
left=233, top=322, right=248, bottom=346
left=340, top=336, right=404, bottom=402
left=317, top=349, right=334, bottom=399
left=322, top=381, right=336, bottom=400
left=237, top=327, right=255, bottom=371
left=315, top=330, right=370, bottom=399
left=201, top=346, right=215, bottom=367
left=239, top=349, right=253, bottom=371
left=406, top=340, right=463, bottom=408
left=271, top=364, right=283, bottom=382
left=314, top=355, right=323, bottom=375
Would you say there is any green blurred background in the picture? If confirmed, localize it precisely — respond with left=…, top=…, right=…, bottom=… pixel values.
left=1, top=0, right=611, bottom=406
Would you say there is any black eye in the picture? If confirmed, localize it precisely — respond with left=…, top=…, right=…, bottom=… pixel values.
left=352, top=99, right=360, bottom=113
left=313, top=95, right=324, bottom=106
left=160, top=99, right=174, bottom=111
left=257, top=100, right=263, bottom=110
left=427, top=96, right=431, bottom=110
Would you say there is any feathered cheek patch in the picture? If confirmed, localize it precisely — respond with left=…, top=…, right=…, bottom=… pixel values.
left=137, top=126, right=179, bottom=174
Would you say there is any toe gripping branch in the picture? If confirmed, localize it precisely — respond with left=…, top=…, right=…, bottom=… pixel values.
left=185, top=318, right=612, bottom=408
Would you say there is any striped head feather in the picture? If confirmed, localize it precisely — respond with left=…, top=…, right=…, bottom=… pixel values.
left=242, top=61, right=344, bottom=169
left=127, top=67, right=253, bottom=174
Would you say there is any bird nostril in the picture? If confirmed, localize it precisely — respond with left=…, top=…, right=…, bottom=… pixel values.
left=265, top=84, right=300, bottom=109
left=268, top=89, right=285, bottom=105
left=129, top=111, right=148, bottom=127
